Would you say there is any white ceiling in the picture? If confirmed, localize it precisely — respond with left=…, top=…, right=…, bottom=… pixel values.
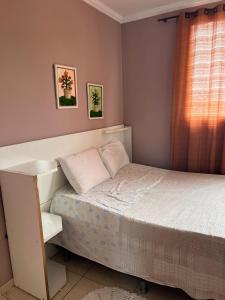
left=83, top=0, right=219, bottom=23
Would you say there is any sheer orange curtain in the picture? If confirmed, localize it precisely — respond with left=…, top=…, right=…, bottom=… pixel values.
left=171, top=4, right=225, bottom=174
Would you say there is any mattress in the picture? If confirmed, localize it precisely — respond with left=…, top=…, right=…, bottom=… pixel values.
left=50, top=163, right=225, bottom=300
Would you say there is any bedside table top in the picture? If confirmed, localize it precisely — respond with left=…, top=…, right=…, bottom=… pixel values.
left=3, top=160, right=58, bottom=176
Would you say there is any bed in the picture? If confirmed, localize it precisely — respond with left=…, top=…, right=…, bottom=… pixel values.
left=50, top=163, right=225, bottom=300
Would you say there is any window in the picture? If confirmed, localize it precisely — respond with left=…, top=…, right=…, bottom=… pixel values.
left=186, top=19, right=225, bottom=126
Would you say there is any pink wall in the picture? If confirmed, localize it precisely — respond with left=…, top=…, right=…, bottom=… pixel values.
left=122, top=15, right=177, bottom=169
left=0, top=0, right=123, bottom=286
left=0, top=0, right=123, bottom=147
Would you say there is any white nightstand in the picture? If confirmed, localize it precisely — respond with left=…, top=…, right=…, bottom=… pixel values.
left=41, top=212, right=66, bottom=299
left=0, top=160, right=67, bottom=300
left=41, top=212, right=62, bottom=243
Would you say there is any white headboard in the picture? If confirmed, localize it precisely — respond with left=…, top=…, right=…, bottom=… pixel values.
left=0, top=125, right=132, bottom=211
left=0, top=125, right=132, bottom=170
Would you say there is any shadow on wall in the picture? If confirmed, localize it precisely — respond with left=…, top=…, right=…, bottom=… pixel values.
left=123, top=14, right=177, bottom=170
left=0, top=191, right=12, bottom=286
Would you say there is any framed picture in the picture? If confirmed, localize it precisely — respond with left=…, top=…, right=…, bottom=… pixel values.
left=54, top=64, right=78, bottom=109
left=87, top=83, right=103, bottom=119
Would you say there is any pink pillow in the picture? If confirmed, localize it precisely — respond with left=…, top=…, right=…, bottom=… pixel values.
left=58, top=148, right=110, bottom=194
left=99, top=141, right=130, bottom=178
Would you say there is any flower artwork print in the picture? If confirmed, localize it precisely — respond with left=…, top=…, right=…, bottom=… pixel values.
left=87, top=83, right=103, bottom=119
left=54, top=64, right=78, bottom=109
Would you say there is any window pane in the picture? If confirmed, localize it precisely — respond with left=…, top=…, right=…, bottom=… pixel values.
left=186, top=19, right=225, bottom=125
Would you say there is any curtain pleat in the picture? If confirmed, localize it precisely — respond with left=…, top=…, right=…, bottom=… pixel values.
left=171, top=5, right=225, bottom=174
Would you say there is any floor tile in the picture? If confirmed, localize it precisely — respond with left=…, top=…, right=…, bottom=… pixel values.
left=4, top=286, right=37, bottom=300
left=52, top=271, right=81, bottom=300
left=2, top=272, right=81, bottom=300
left=63, top=278, right=103, bottom=300
left=84, top=263, right=139, bottom=292
left=6, top=252, right=195, bottom=300
left=136, top=283, right=192, bottom=300
left=53, top=252, right=94, bottom=276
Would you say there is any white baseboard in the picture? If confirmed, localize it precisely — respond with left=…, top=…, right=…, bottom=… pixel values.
left=0, top=279, right=14, bottom=295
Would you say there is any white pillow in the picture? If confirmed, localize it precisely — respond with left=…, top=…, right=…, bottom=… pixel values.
left=99, top=140, right=130, bottom=178
left=58, top=148, right=110, bottom=194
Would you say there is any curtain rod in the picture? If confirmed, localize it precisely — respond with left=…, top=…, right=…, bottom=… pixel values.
left=158, top=15, right=179, bottom=22
left=158, top=5, right=225, bottom=23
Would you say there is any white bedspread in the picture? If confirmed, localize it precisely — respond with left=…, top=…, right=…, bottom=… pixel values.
left=50, top=163, right=225, bottom=300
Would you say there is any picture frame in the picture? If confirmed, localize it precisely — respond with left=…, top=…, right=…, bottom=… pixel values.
left=54, top=64, right=78, bottom=109
left=87, top=83, right=104, bottom=119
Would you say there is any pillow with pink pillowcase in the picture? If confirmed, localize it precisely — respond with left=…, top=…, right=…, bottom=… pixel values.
left=58, top=148, right=110, bottom=194
left=98, top=140, right=130, bottom=178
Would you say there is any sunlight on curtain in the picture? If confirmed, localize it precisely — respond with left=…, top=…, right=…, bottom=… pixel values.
left=186, top=18, right=225, bottom=127
left=171, top=6, right=225, bottom=174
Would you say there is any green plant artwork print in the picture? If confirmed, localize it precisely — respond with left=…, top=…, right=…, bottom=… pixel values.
left=54, top=65, right=78, bottom=109
left=87, top=84, right=103, bottom=119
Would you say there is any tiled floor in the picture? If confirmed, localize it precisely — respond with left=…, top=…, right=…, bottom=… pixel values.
left=2, top=251, right=193, bottom=300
